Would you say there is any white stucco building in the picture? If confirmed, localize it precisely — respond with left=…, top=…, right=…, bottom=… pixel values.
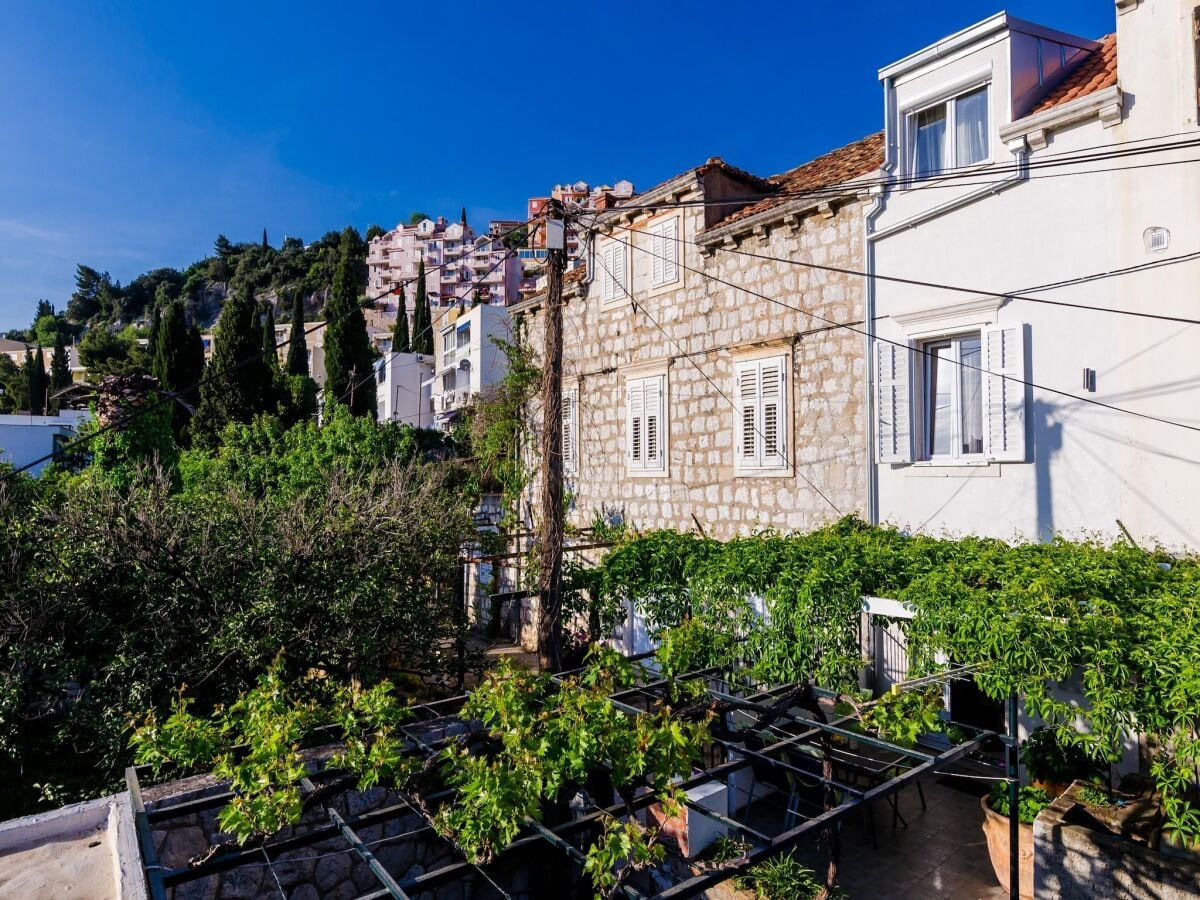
left=867, top=1, right=1200, bottom=549
left=374, top=351, right=434, bottom=427
left=0, top=410, right=90, bottom=476
left=430, top=303, right=513, bottom=430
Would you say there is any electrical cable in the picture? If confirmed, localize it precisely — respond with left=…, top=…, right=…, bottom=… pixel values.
left=581, top=217, right=1200, bottom=435
left=579, top=222, right=844, bottom=514
left=582, top=133, right=1200, bottom=215
left=0, top=217, right=538, bottom=482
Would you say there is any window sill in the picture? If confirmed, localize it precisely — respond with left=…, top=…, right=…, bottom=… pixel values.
left=903, top=159, right=993, bottom=187
left=904, top=460, right=1002, bottom=477
left=626, top=468, right=668, bottom=479
left=734, top=467, right=793, bottom=479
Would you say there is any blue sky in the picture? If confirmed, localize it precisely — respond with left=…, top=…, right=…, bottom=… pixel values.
left=0, top=1, right=1114, bottom=331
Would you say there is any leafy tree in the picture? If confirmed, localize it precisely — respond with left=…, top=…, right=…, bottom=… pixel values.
left=33, top=313, right=65, bottom=346
left=190, top=283, right=273, bottom=448
left=281, top=235, right=304, bottom=252
left=391, top=286, right=410, bottom=353
left=67, top=265, right=111, bottom=322
left=78, top=328, right=142, bottom=377
left=22, top=349, right=48, bottom=415
left=411, top=259, right=433, bottom=355
left=123, top=269, right=183, bottom=323
left=502, top=225, right=529, bottom=250
left=286, top=294, right=309, bottom=377
left=33, top=299, right=54, bottom=322
left=408, top=211, right=430, bottom=226
left=50, top=332, right=71, bottom=394
left=365, top=223, right=385, bottom=241
left=321, top=228, right=376, bottom=417
left=87, top=374, right=178, bottom=490
left=0, top=355, right=25, bottom=413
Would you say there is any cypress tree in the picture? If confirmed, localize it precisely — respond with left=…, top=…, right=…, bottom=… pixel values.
left=261, top=303, right=279, bottom=374
left=24, top=348, right=48, bottom=415
left=322, top=227, right=376, bottom=417
left=190, top=283, right=273, bottom=447
left=391, top=286, right=410, bottom=353
left=262, top=228, right=269, bottom=251
left=50, top=332, right=71, bottom=392
left=154, top=301, right=204, bottom=441
left=411, top=260, right=433, bottom=355
left=286, top=293, right=309, bottom=376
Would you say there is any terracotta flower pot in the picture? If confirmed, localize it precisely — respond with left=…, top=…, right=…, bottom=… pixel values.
left=980, top=795, right=1034, bottom=899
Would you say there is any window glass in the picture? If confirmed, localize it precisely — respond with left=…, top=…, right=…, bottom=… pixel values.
left=959, top=336, right=984, bottom=454
left=955, top=87, right=989, bottom=166
left=915, top=105, right=947, bottom=177
left=927, top=342, right=954, bottom=456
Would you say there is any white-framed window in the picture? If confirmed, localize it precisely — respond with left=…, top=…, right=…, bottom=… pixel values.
left=626, top=374, right=665, bottom=473
left=648, top=217, right=679, bottom=287
left=908, top=84, right=989, bottom=178
left=600, top=240, right=628, bottom=302
left=561, top=390, right=577, bottom=475
left=874, top=323, right=1027, bottom=464
left=733, top=356, right=788, bottom=472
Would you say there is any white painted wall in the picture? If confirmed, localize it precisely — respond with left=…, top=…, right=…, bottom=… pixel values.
left=375, top=352, right=434, bottom=427
left=0, top=411, right=89, bottom=477
left=870, top=3, right=1200, bottom=549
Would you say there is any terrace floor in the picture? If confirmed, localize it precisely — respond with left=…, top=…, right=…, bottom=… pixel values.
left=787, top=773, right=1008, bottom=899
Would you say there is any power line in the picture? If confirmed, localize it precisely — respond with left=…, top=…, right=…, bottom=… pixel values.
left=1, top=218, right=537, bottom=482
left=578, top=222, right=844, bottom=515
left=583, top=133, right=1200, bottom=215
left=582, top=216, right=1200, bottom=436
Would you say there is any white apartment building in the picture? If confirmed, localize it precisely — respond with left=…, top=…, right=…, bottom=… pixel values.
left=868, top=1, right=1200, bottom=549
left=374, top=351, right=435, bottom=427
left=367, top=215, right=522, bottom=314
left=429, top=303, right=513, bottom=429
left=0, top=410, right=90, bottom=476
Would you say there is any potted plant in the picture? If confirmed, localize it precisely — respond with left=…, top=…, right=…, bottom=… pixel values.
left=1021, top=727, right=1101, bottom=798
left=981, top=782, right=1052, bottom=899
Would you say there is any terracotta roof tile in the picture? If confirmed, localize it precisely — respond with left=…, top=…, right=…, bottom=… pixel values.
left=1030, top=34, right=1117, bottom=115
left=711, top=132, right=885, bottom=230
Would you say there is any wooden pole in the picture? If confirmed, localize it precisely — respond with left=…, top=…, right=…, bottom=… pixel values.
left=536, top=200, right=566, bottom=671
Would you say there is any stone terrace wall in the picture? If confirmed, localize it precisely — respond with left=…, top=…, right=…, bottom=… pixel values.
left=523, top=183, right=867, bottom=541
left=143, top=773, right=572, bottom=899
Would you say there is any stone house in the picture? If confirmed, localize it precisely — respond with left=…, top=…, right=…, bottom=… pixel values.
left=512, top=134, right=883, bottom=540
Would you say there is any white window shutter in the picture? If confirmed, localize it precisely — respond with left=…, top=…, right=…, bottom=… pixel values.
left=627, top=381, right=644, bottom=467
left=981, top=323, right=1027, bottom=461
left=612, top=241, right=627, bottom=298
left=759, top=359, right=786, bottom=468
left=561, top=391, right=576, bottom=473
left=662, top=218, right=678, bottom=283
left=650, top=226, right=665, bottom=286
left=644, top=376, right=663, bottom=468
left=602, top=245, right=615, bottom=299
left=875, top=341, right=912, bottom=463
left=735, top=362, right=760, bottom=467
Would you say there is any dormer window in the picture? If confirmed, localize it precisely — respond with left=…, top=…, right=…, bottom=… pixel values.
left=909, top=85, right=989, bottom=178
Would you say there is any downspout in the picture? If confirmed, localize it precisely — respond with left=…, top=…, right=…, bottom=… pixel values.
left=863, top=75, right=898, bottom=527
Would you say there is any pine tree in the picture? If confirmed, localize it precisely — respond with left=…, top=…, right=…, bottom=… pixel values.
left=391, top=286, right=410, bottom=353
left=190, top=283, right=273, bottom=447
left=322, top=228, right=376, bottom=417
left=286, top=293, right=309, bottom=376
left=50, top=332, right=71, bottom=392
left=411, top=259, right=434, bottom=355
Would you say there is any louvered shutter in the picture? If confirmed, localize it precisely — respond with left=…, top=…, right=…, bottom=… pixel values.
left=644, top=376, right=663, bottom=469
left=561, top=391, right=577, bottom=473
left=981, top=323, right=1027, bottom=461
left=735, top=362, right=760, bottom=467
left=875, top=341, right=913, bottom=463
left=612, top=241, right=627, bottom=297
left=651, top=227, right=665, bottom=286
left=627, top=381, right=644, bottom=467
left=759, top=359, right=786, bottom=469
left=602, top=245, right=616, bottom=300
left=661, top=218, right=678, bottom=283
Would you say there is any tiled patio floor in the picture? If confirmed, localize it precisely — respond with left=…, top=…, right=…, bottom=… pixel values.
left=764, top=774, right=1009, bottom=899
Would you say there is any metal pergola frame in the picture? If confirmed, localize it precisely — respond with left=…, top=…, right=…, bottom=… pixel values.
left=128, top=657, right=999, bottom=900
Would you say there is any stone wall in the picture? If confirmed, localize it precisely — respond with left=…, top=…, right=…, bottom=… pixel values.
left=521, top=176, right=867, bottom=542
left=1035, top=791, right=1200, bottom=898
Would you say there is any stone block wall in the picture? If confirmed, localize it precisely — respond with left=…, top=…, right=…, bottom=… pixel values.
left=523, top=179, right=867, bottom=541
left=1035, top=792, right=1200, bottom=898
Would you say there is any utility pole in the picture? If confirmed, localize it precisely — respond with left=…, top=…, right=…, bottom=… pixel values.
left=536, top=199, right=567, bottom=671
